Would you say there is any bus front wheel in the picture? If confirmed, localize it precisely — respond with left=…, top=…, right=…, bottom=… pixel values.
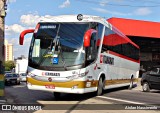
left=97, top=77, right=104, bottom=96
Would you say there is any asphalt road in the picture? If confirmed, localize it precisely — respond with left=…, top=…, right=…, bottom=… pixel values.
left=3, top=81, right=160, bottom=113
left=97, top=86, right=160, bottom=104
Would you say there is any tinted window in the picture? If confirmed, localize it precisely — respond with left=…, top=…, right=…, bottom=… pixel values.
left=21, top=73, right=26, bottom=76
left=5, top=74, right=12, bottom=77
left=102, top=27, right=139, bottom=60
left=150, top=68, right=160, bottom=75
left=97, top=23, right=104, bottom=48
left=13, top=74, right=18, bottom=77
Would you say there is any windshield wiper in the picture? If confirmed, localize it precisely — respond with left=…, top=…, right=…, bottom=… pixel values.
left=58, top=43, right=67, bottom=71
left=37, top=24, right=61, bottom=66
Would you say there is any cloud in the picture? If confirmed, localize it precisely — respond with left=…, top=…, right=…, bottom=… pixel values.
left=6, top=37, right=32, bottom=58
left=92, top=8, right=131, bottom=16
left=134, top=8, right=152, bottom=16
left=5, top=24, right=25, bottom=36
left=7, top=38, right=18, bottom=46
left=92, top=8, right=108, bottom=13
left=7, top=14, right=57, bottom=36
left=20, top=14, right=56, bottom=27
left=99, top=0, right=124, bottom=6
left=20, top=14, right=40, bottom=27
left=5, top=24, right=29, bottom=58
left=99, top=0, right=108, bottom=6
left=7, top=13, right=57, bottom=58
left=59, top=0, right=70, bottom=8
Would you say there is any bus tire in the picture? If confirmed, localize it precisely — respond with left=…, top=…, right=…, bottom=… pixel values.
left=54, top=92, right=61, bottom=99
left=128, top=77, right=133, bottom=90
left=97, top=77, right=104, bottom=96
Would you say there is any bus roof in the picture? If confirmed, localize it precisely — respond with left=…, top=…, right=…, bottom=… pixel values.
left=39, top=15, right=110, bottom=27
left=38, top=14, right=139, bottom=49
left=40, top=15, right=104, bottom=22
left=112, top=25, right=139, bottom=49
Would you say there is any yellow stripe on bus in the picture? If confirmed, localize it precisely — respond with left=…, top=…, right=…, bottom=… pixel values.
left=27, top=77, right=98, bottom=88
left=106, top=79, right=137, bottom=85
left=27, top=77, right=138, bottom=88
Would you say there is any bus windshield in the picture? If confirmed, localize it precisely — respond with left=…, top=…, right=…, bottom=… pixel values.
left=29, top=23, right=90, bottom=71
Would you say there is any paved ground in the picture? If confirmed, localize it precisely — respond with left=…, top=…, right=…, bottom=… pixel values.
left=2, top=78, right=160, bottom=113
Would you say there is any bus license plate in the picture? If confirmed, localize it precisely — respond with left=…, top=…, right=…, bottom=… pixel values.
left=45, top=85, right=55, bottom=89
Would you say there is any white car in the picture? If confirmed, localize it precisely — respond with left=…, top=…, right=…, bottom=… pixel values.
left=5, top=73, right=20, bottom=85
left=20, top=73, right=27, bottom=82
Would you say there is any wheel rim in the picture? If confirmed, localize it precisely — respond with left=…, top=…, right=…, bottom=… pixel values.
left=97, top=78, right=103, bottom=95
left=143, top=83, right=148, bottom=91
left=130, top=79, right=133, bottom=88
left=128, top=78, right=133, bottom=89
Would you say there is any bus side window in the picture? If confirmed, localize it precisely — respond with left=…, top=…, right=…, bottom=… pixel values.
left=32, top=39, right=40, bottom=57
left=97, top=23, right=103, bottom=50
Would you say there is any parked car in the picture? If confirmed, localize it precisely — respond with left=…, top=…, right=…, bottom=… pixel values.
left=19, top=73, right=27, bottom=82
left=5, top=73, right=20, bottom=85
left=141, top=66, right=160, bottom=92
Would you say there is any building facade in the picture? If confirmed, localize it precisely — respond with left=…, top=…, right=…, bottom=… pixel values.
left=4, top=39, right=13, bottom=61
left=15, top=56, right=28, bottom=74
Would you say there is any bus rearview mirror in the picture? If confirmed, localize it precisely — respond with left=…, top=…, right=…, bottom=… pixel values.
left=19, top=29, right=35, bottom=45
left=84, top=29, right=97, bottom=47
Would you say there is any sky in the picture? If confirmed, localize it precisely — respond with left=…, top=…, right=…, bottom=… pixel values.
left=5, top=0, right=160, bottom=58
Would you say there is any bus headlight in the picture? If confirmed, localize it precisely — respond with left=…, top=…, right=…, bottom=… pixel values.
left=28, top=72, right=36, bottom=77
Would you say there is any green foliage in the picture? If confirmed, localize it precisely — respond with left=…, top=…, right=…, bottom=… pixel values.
left=4, top=61, right=15, bottom=71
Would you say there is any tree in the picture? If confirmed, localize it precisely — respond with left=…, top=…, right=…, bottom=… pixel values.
left=4, top=61, right=15, bottom=71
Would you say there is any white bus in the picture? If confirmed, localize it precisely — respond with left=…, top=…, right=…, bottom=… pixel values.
left=19, top=15, right=140, bottom=98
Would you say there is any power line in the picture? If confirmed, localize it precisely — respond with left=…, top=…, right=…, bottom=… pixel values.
left=127, top=0, right=160, bottom=5
left=76, top=0, right=160, bottom=7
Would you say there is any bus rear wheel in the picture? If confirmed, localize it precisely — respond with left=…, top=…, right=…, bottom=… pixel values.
left=128, top=77, right=133, bottom=90
left=96, top=77, right=104, bottom=96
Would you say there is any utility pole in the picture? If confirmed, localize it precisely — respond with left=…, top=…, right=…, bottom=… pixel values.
left=0, top=0, right=6, bottom=97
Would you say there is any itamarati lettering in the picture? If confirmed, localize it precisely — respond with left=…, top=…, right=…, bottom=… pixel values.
left=103, top=56, right=114, bottom=65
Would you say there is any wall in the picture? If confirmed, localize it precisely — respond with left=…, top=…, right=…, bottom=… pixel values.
left=15, top=59, right=28, bottom=74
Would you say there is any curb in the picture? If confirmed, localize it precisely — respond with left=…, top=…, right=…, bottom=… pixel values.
left=132, top=78, right=142, bottom=91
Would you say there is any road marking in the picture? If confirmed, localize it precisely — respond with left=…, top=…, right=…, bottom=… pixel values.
left=97, top=96, right=146, bottom=105
left=0, top=100, right=6, bottom=103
